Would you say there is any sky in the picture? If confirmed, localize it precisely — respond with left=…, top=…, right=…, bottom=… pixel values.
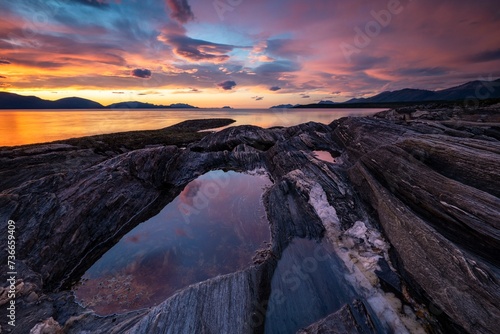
left=0, top=0, right=499, bottom=108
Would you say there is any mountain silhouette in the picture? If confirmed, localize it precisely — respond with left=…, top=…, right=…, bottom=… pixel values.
left=345, top=79, right=500, bottom=104
left=0, top=92, right=103, bottom=109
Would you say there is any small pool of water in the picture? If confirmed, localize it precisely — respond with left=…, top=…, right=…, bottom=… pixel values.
left=264, top=238, right=356, bottom=333
left=312, top=151, right=337, bottom=163
left=74, top=170, right=272, bottom=315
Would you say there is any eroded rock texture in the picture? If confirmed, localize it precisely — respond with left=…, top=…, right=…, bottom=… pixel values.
left=0, top=109, right=499, bottom=333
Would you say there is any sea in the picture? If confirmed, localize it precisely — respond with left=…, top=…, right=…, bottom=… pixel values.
left=0, top=108, right=384, bottom=147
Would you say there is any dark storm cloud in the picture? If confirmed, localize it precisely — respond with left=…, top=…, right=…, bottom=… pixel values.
left=217, top=80, right=237, bottom=90
left=468, top=48, right=500, bottom=63
left=269, top=86, right=281, bottom=91
left=131, top=68, right=152, bottom=78
left=166, top=0, right=195, bottom=24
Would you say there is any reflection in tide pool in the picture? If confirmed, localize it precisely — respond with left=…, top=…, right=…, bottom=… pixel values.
left=312, top=151, right=337, bottom=163
left=74, top=170, right=272, bottom=315
left=264, top=238, right=384, bottom=334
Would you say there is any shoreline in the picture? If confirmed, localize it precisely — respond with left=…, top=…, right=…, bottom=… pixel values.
left=1, top=107, right=499, bottom=333
left=0, top=118, right=236, bottom=150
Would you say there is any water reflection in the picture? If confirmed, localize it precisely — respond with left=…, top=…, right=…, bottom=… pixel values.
left=74, top=170, right=272, bottom=315
left=264, top=238, right=383, bottom=334
left=0, top=108, right=382, bottom=146
left=312, top=151, right=336, bottom=163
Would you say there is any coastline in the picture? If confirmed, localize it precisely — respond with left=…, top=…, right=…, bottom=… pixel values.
left=1, top=106, right=499, bottom=333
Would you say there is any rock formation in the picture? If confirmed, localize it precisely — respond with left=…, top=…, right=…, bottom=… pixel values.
left=0, top=108, right=498, bottom=333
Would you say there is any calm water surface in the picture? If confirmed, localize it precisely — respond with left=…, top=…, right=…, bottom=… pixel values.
left=74, top=170, right=272, bottom=315
left=0, top=108, right=382, bottom=146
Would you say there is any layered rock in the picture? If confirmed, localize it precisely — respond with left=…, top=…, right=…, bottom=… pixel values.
left=0, top=109, right=498, bottom=333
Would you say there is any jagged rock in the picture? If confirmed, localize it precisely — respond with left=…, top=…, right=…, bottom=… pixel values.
left=0, top=110, right=498, bottom=333
left=29, top=317, right=63, bottom=334
left=334, top=115, right=500, bottom=334
left=297, top=300, right=379, bottom=334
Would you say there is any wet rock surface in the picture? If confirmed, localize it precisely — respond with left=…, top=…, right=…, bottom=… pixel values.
left=0, top=109, right=499, bottom=333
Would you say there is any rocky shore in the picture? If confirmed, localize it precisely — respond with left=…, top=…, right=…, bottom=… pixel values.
left=0, top=107, right=499, bottom=333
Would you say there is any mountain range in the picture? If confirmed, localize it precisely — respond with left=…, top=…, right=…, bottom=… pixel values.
left=345, top=79, right=500, bottom=103
left=278, top=79, right=500, bottom=108
left=0, top=92, right=197, bottom=109
left=1, top=79, right=500, bottom=109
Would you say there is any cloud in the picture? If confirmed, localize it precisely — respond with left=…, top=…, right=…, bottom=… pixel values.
left=301, top=94, right=310, bottom=99
left=394, top=67, right=450, bottom=77
left=131, top=68, right=152, bottom=78
left=138, top=90, right=161, bottom=95
left=112, top=91, right=124, bottom=94
left=166, top=0, right=195, bottom=24
left=468, top=48, right=500, bottom=63
left=265, top=39, right=311, bottom=58
left=254, top=60, right=300, bottom=74
left=9, top=59, right=65, bottom=69
left=166, top=35, right=235, bottom=63
left=269, top=86, right=281, bottom=91
left=217, top=80, right=237, bottom=90
left=252, top=96, right=264, bottom=101
left=172, top=87, right=201, bottom=94
left=348, top=55, right=389, bottom=71
left=0, top=75, right=6, bottom=79
left=0, top=60, right=10, bottom=65
left=69, top=0, right=111, bottom=8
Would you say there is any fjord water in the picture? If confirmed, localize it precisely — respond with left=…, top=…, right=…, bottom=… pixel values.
left=74, top=170, right=272, bottom=315
left=0, top=108, right=382, bottom=146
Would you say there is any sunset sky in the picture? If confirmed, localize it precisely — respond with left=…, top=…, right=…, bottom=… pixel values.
left=1, top=0, right=499, bottom=108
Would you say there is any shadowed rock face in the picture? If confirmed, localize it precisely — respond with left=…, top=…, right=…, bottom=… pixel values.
left=0, top=110, right=499, bottom=333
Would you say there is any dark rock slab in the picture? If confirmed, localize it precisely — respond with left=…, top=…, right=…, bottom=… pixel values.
left=297, top=300, right=380, bottom=334
left=337, top=115, right=500, bottom=334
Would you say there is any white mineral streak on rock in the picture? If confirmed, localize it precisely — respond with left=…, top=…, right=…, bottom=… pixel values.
left=288, top=170, right=424, bottom=334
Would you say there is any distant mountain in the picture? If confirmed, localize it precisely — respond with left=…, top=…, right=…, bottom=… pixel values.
left=346, top=88, right=436, bottom=103
left=270, top=104, right=299, bottom=109
left=318, top=100, right=337, bottom=105
left=53, top=97, right=103, bottom=109
left=108, top=101, right=167, bottom=109
left=0, top=92, right=52, bottom=109
left=109, top=101, right=197, bottom=109
left=434, top=80, right=500, bottom=101
left=344, top=79, right=500, bottom=104
left=170, top=103, right=197, bottom=109
left=0, top=92, right=103, bottom=109
left=0, top=92, right=197, bottom=109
